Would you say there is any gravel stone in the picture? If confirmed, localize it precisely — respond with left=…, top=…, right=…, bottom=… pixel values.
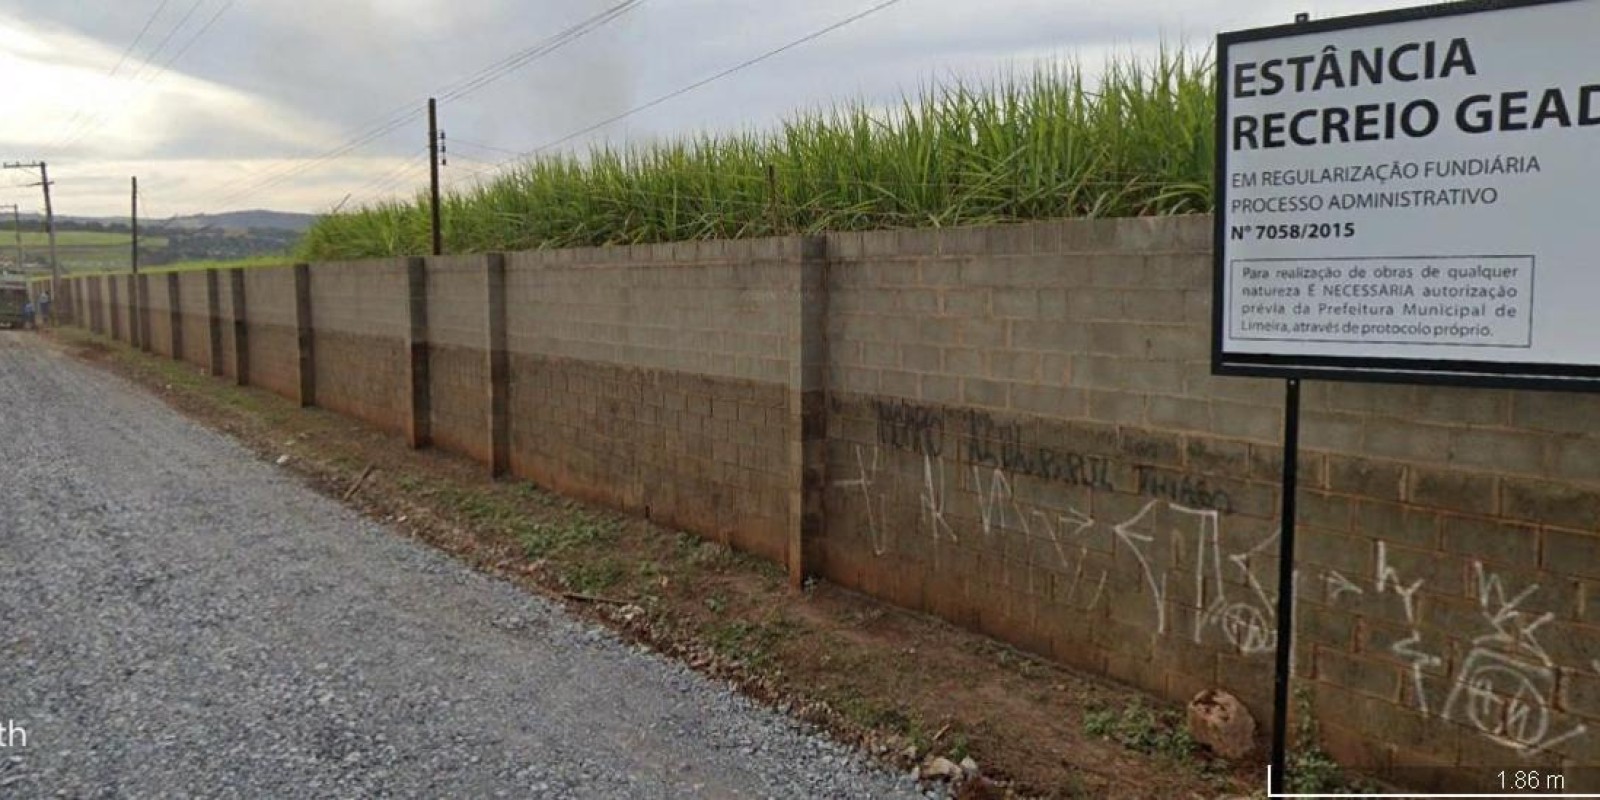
left=0, top=334, right=922, bottom=799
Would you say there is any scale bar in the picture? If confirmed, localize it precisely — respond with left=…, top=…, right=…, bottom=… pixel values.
left=1267, top=767, right=1600, bottom=798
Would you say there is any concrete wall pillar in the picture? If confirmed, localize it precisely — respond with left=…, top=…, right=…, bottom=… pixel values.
left=786, top=236, right=830, bottom=588
left=405, top=256, right=432, bottom=449
left=132, top=275, right=147, bottom=350
left=293, top=263, right=314, bottom=407
left=485, top=253, right=509, bottom=478
left=206, top=269, right=224, bottom=376
left=90, top=277, right=103, bottom=334
left=167, top=272, right=182, bottom=361
left=108, top=277, right=121, bottom=341
left=229, top=269, right=249, bottom=386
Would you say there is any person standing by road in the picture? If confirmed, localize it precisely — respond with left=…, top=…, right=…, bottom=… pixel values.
left=21, top=299, right=34, bottom=330
left=38, top=289, right=50, bottom=327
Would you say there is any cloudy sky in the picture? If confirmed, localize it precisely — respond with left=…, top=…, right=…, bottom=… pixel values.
left=0, top=0, right=1410, bottom=219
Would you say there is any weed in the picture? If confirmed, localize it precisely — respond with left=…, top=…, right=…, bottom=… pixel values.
left=705, top=617, right=798, bottom=670
left=946, top=731, right=971, bottom=761
left=563, top=558, right=624, bottom=595
left=1287, top=687, right=1377, bottom=794
left=516, top=515, right=620, bottom=560
left=514, top=481, right=555, bottom=506
left=690, top=541, right=736, bottom=570
left=1083, top=701, right=1197, bottom=763
left=829, top=686, right=907, bottom=732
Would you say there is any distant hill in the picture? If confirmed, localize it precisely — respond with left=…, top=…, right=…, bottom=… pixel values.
left=32, top=209, right=319, bottom=234
left=4, top=210, right=314, bottom=272
left=162, top=210, right=319, bottom=233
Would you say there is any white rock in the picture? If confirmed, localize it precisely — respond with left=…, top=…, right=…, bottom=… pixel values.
left=919, top=756, right=963, bottom=782
left=1187, top=688, right=1257, bottom=760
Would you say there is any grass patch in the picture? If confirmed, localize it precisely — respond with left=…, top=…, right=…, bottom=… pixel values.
left=1084, top=701, right=1198, bottom=763
left=705, top=616, right=800, bottom=670
left=562, top=558, right=625, bottom=595
left=1288, top=688, right=1377, bottom=795
left=10, top=230, right=167, bottom=248
left=515, top=515, right=620, bottom=560
left=300, top=51, right=1213, bottom=260
left=830, top=685, right=910, bottom=733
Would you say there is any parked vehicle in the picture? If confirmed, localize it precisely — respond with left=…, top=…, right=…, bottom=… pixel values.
left=0, top=277, right=28, bottom=328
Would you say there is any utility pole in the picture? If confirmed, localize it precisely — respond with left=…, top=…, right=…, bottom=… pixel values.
left=0, top=204, right=21, bottom=272
left=4, top=162, right=60, bottom=313
left=131, top=177, right=139, bottom=274
left=428, top=98, right=444, bottom=256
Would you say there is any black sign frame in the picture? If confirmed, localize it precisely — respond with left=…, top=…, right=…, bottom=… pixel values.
left=1211, top=0, right=1600, bottom=393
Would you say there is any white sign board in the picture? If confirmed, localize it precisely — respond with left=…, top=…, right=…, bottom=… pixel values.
left=1214, top=0, right=1600, bottom=388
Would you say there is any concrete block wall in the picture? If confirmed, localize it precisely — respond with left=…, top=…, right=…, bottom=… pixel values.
left=240, top=267, right=301, bottom=402
left=64, top=218, right=1600, bottom=791
left=501, top=239, right=814, bottom=564
left=107, top=275, right=127, bottom=343
left=820, top=217, right=1600, bottom=790
left=176, top=271, right=211, bottom=370
left=426, top=255, right=491, bottom=463
left=87, top=276, right=106, bottom=335
left=308, top=259, right=410, bottom=434
left=93, top=276, right=110, bottom=337
left=217, top=269, right=240, bottom=380
left=146, top=274, right=175, bottom=358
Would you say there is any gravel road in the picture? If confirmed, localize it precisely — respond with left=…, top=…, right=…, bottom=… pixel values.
left=0, top=332, right=921, bottom=799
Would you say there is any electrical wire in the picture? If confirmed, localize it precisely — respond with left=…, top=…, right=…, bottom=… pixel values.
left=48, top=0, right=174, bottom=148
left=342, top=148, right=431, bottom=206
left=348, top=164, right=431, bottom=208
left=129, top=0, right=207, bottom=83
left=146, top=0, right=239, bottom=85
left=109, top=0, right=175, bottom=78
left=501, top=0, right=911, bottom=166
left=436, top=0, right=641, bottom=105
left=447, top=138, right=520, bottom=157
left=195, top=0, right=643, bottom=211
left=53, top=0, right=242, bottom=158
left=51, top=0, right=217, bottom=152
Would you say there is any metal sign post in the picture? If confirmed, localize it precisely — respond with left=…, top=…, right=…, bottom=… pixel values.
left=1269, top=380, right=1300, bottom=794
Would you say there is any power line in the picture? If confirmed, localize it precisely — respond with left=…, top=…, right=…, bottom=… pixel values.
left=343, top=148, right=432, bottom=207
left=83, top=0, right=237, bottom=150
left=145, top=0, right=239, bottom=85
left=49, top=0, right=175, bottom=148
left=129, top=0, right=207, bottom=83
left=436, top=0, right=641, bottom=105
left=53, top=0, right=240, bottom=154
left=51, top=0, right=213, bottom=152
left=109, top=0, right=175, bottom=78
left=447, top=138, right=520, bottom=157
left=479, top=0, right=912, bottom=180
left=195, top=0, right=643, bottom=211
left=207, top=0, right=640, bottom=208
left=351, top=165, right=431, bottom=208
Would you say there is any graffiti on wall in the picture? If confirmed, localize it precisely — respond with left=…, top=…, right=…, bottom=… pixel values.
left=840, top=397, right=1594, bottom=758
left=1333, top=549, right=1588, bottom=758
left=837, top=401, right=1273, bottom=648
